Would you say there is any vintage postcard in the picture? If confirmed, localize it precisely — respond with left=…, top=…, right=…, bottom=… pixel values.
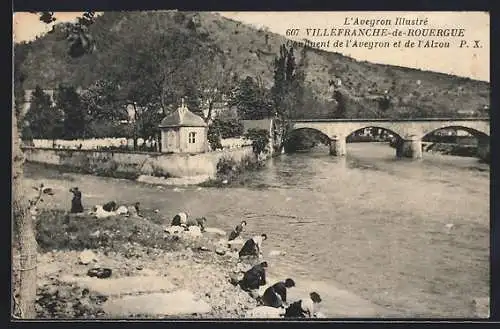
left=12, top=11, right=490, bottom=320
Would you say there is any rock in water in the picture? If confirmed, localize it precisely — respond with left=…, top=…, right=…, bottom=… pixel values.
left=245, top=306, right=283, bottom=318
left=79, top=250, right=98, bottom=265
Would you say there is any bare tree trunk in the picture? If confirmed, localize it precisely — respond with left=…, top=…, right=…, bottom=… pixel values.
left=12, top=101, right=38, bottom=319
left=205, top=100, right=214, bottom=123
left=133, top=103, right=138, bottom=151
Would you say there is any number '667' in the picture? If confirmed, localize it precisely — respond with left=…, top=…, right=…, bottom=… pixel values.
left=286, top=29, right=300, bottom=36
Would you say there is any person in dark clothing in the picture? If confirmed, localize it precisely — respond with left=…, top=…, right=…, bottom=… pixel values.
left=239, top=234, right=267, bottom=258
left=284, top=292, right=322, bottom=318
left=262, top=278, right=296, bottom=308
left=69, top=187, right=84, bottom=213
left=102, top=201, right=118, bottom=212
left=229, top=220, right=247, bottom=241
left=134, top=202, right=141, bottom=214
left=239, top=261, right=268, bottom=291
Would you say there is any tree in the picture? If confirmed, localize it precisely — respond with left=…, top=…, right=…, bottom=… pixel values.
left=195, top=55, right=237, bottom=123
left=81, top=80, right=127, bottom=122
left=12, top=86, right=38, bottom=320
left=23, top=87, right=64, bottom=142
left=12, top=12, right=96, bottom=319
left=55, top=84, right=85, bottom=139
left=80, top=80, right=129, bottom=137
left=134, top=105, right=164, bottom=150
left=101, top=28, right=212, bottom=149
left=333, top=90, right=348, bottom=118
left=106, top=28, right=206, bottom=114
left=271, top=45, right=306, bottom=151
left=230, top=76, right=272, bottom=120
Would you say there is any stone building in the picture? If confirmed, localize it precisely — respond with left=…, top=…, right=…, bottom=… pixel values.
left=158, top=99, right=208, bottom=154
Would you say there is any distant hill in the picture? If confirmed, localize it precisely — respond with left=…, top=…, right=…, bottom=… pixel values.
left=14, top=11, right=490, bottom=119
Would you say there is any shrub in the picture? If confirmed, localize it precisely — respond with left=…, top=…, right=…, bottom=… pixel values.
left=216, top=157, right=239, bottom=180
left=244, top=128, right=269, bottom=156
left=207, top=126, right=223, bottom=151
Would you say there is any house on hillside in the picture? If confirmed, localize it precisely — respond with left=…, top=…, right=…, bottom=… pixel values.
left=158, top=99, right=208, bottom=154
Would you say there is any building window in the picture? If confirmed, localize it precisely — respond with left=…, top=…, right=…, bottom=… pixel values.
left=188, top=132, right=196, bottom=144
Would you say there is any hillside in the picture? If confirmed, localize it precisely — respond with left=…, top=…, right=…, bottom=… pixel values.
left=15, top=11, right=490, bottom=119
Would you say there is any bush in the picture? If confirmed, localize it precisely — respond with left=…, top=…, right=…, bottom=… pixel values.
left=209, top=155, right=265, bottom=187
left=244, top=128, right=269, bottom=156
left=216, top=157, right=239, bottom=180
left=207, top=126, right=223, bottom=151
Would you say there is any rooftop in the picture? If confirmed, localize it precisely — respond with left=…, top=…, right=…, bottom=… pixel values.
left=159, top=100, right=207, bottom=128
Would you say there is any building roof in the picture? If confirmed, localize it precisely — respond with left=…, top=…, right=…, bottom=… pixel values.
left=159, top=102, right=207, bottom=128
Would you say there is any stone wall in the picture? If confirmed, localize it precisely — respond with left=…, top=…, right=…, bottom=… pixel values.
left=23, top=147, right=256, bottom=179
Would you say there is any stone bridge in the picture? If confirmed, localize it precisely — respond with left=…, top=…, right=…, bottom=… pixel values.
left=290, top=118, right=490, bottom=159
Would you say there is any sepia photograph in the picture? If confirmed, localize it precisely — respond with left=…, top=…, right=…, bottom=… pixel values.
left=12, top=10, right=490, bottom=320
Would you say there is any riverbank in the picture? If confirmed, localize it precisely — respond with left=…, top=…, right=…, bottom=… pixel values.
left=31, top=209, right=259, bottom=319
left=423, top=142, right=485, bottom=160
left=22, top=146, right=257, bottom=184
left=23, top=151, right=268, bottom=188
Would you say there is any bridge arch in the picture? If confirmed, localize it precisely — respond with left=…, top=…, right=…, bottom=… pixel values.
left=420, top=125, right=490, bottom=140
left=285, top=127, right=332, bottom=153
left=288, top=126, right=332, bottom=140
left=345, top=126, right=404, bottom=142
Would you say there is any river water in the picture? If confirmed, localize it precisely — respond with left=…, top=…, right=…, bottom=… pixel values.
left=25, top=142, right=490, bottom=318
left=197, top=142, right=490, bottom=317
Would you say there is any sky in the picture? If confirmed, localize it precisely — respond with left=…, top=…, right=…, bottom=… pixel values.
left=12, top=11, right=490, bottom=82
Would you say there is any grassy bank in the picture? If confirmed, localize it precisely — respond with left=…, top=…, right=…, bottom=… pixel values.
left=26, top=162, right=141, bottom=181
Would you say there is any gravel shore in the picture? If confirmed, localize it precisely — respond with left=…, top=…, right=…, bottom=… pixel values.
left=30, top=210, right=261, bottom=319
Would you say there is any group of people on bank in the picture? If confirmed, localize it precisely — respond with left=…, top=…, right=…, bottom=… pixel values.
left=68, top=188, right=323, bottom=318
left=227, top=220, right=323, bottom=318
left=169, top=214, right=323, bottom=318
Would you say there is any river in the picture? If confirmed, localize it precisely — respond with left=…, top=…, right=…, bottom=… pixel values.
left=212, top=142, right=490, bottom=317
left=24, top=142, right=490, bottom=318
